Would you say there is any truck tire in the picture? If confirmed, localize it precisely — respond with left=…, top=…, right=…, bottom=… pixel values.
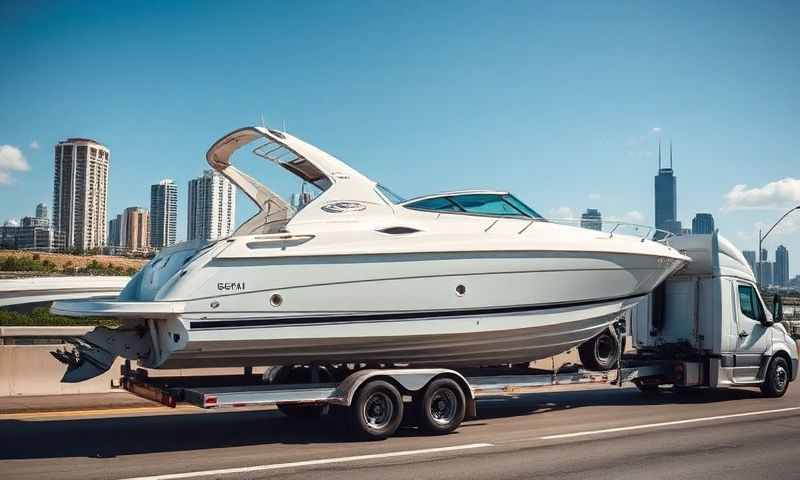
left=578, top=329, right=620, bottom=371
left=761, top=356, right=790, bottom=398
left=348, top=380, right=404, bottom=440
left=416, top=378, right=466, bottom=435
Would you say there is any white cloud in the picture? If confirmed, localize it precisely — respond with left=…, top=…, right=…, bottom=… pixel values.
left=588, top=193, right=601, bottom=201
left=548, top=206, right=577, bottom=219
left=650, top=127, right=662, bottom=134
left=621, top=210, right=645, bottom=224
left=605, top=210, right=646, bottom=224
left=29, top=140, right=39, bottom=150
left=723, top=177, right=800, bottom=210
left=0, top=145, right=30, bottom=185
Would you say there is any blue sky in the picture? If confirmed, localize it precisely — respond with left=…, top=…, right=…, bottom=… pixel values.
left=1, top=1, right=798, bottom=276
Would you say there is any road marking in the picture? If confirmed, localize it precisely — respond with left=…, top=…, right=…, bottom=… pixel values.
left=119, top=443, right=495, bottom=480
left=0, top=405, right=196, bottom=420
left=538, top=406, right=800, bottom=440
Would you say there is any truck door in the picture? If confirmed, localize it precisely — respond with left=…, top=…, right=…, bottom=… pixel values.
left=734, top=283, right=771, bottom=381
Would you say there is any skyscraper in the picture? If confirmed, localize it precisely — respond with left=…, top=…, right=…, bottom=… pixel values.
left=150, top=179, right=178, bottom=249
left=187, top=170, right=236, bottom=241
left=775, top=245, right=789, bottom=287
left=580, top=208, right=602, bottom=231
left=120, top=207, right=150, bottom=252
left=35, top=203, right=48, bottom=223
left=759, top=262, right=773, bottom=287
left=691, top=213, right=715, bottom=234
left=743, top=250, right=756, bottom=275
left=654, top=141, right=678, bottom=234
left=52, top=138, right=110, bottom=250
left=108, top=214, right=122, bottom=247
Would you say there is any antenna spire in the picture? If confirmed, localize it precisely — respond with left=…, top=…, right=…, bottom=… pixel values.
left=669, top=140, right=673, bottom=168
left=260, top=114, right=266, bottom=128
left=658, top=139, right=662, bottom=170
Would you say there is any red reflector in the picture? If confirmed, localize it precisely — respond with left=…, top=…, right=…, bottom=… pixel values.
left=205, top=396, right=218, bottom=405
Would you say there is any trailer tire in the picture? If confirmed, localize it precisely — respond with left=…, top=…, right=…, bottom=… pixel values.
left=761, top=356, right=790, bottom=398
left=578, top=328, right=619, bottom=371
left=416, top=378, right=466, bottom=435
left=348, top=380, right=404, bottom=440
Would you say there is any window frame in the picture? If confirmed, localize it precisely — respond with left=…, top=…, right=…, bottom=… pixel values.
left=404, top=193, right=543, bottom=220
left=737, top=283, right=765, bottom=322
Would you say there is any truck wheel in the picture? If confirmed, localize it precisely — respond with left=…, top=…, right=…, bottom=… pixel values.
left=578, top=329, right=619, bottom=371
left=416, top=378, right=466, bottom=435
left=761, top=356, right=790, bottom=398
left=348, top=380, right=404, bottom=440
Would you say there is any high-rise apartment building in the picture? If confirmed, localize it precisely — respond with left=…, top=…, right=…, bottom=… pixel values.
left=775, top=245, right=789, bottom=287
left=580, top=208, right=602, bottom=231
left=654, top=142, right=678, bottom=234
left=743, top=250, right=756, bottom=275
left=759, top=262, right=774, bottom=287
left=691, top=213, right=715, bottom=234
left=52, top=138, right=110, bottom=250
left=187, top=170, right=236, bottom=241
left=150, top=179, right=177, bottom=249
left=108, top=214, right=122, bottom=247
left=120, top=207, right=150, bottom=252
left=35, top=203, right=48, bottom=223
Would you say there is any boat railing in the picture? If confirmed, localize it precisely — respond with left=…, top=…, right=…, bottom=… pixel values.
left=544, top=218, right=676, bottom=243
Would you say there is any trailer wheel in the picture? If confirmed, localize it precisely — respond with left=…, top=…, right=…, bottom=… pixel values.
left=578, top=328, right=620, bottom=371
left=761, top=356, right=790, bottom=398
left=416, top=378, right=466, bottom=435
left=348, top=380, right=404, bottom=440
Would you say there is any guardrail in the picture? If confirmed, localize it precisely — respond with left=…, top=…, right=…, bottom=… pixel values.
left=0, top=326, right=93, bottom=345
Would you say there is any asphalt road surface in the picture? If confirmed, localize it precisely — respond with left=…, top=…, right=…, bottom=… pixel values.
left=2, top=383, right=799, bottom=480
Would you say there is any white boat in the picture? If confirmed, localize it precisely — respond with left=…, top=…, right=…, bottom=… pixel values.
left=51, top=126, right=689, bottom=382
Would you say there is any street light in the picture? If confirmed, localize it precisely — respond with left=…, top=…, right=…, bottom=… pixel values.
left=757, top=205, right=800, bottom=286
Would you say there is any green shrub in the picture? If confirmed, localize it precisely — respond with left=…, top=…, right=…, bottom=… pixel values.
left=0, top=307, right=119, bottom=327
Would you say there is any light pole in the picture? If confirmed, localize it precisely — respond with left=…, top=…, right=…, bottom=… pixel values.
left=757, top=205, right=800, bottom=286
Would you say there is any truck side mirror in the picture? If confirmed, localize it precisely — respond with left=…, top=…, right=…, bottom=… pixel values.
left=772, top=294, right=784, bottom=323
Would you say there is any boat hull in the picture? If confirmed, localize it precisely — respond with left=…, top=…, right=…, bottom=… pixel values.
left=159, top=295, right=641, bottom=368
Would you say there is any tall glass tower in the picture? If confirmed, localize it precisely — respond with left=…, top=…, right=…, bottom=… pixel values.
left=654, top=141, right=677, bottom=234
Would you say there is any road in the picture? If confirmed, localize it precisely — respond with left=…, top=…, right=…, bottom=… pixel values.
left=2, top=383, right=799, bottom=480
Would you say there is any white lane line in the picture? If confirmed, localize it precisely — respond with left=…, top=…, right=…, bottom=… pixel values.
left=119, top=443, right=495, bottom=480
left=538, top=406, right=800, bottom=440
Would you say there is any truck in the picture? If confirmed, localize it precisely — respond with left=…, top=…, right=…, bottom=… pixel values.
left=110, top=232, right=799, bottom=440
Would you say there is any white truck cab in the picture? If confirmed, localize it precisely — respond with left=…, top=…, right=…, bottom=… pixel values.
left=628, top=232, right=798, bottom=394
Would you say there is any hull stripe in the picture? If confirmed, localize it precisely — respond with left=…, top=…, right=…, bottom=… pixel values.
left=188, top=293, right=645, bottom=330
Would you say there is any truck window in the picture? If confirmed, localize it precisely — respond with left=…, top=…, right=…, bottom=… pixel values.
left=738, top=285, right=759, bottom=320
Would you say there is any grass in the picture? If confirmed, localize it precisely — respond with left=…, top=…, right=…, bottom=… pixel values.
left=0, top=307, right=120, bottom=327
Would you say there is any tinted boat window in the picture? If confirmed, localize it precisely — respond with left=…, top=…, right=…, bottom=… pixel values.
left=450, top=194, right=525, bottom=217
left=503, top=194, right=544, bottom=219
left=406, top=197, right=463, bottom=211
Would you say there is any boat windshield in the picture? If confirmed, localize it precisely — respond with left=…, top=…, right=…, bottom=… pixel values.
left=376, top=184, right=406, bottom=204
left=404, top=193, right=544, bottom=219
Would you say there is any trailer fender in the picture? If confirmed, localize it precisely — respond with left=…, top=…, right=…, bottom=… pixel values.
left=328, top=368, right=476, bottom=417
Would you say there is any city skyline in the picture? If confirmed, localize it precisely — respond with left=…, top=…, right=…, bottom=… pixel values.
left=1, top=2, right=798, bottom=274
